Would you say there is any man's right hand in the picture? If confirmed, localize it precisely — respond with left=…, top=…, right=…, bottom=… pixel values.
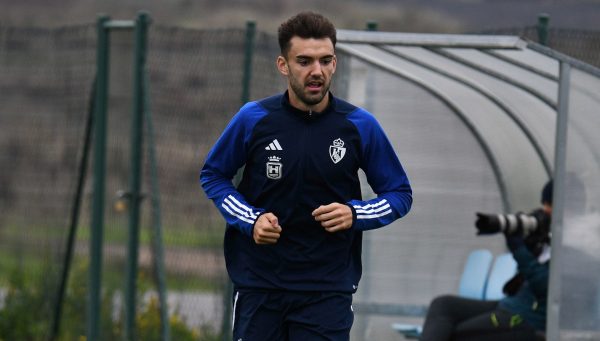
left=253, top=213, right=282, bottom=244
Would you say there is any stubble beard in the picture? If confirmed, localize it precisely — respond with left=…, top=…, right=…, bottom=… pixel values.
left=289, top=74, right=330, bottom=108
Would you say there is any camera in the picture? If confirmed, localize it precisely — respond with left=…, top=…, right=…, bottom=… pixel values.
left=475, top=208, right=551, bottom=237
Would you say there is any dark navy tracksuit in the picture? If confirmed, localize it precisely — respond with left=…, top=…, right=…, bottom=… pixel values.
left=200, top=92, right=412, bottom=340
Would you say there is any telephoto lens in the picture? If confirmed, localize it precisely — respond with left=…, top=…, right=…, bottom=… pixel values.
left=496, top=213, right=539, bottom=235
left=475, top=209, right=550, bottom=237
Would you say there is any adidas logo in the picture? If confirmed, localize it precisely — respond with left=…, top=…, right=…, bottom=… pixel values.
left=265, top=139, right=283, bottom=151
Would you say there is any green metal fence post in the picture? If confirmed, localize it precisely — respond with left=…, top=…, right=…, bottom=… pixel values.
left=241, top=20, right=256, bottom=104
left=88, top=14, right=111, bottom=341
left=125, top=11, right=150, bottom=341
left=366, top=21, right=378, bottom=31
left=537, top=13, right=550, bottom=46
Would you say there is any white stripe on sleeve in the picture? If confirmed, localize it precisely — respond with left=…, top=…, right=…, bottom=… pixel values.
left=356, top=209, right=392, bottom=219
left=354, top=199, right=392, bottom=220
left=222, top=203, right=255, bottom=224
left=227, top=195, right=258, bottom=217
left=224, top=197, right=258, bottom=219
left=232, top=291, right=239, bottom=331
left=221, top=194, right=260, bottom=224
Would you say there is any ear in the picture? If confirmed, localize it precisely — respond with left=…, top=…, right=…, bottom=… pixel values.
left=331, top=55, right=337, bottom=74
left=276, top=56, right=289, bottom=76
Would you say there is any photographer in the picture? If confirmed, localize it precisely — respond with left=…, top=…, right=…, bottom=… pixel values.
left=419, top=181, right=552, bottom=341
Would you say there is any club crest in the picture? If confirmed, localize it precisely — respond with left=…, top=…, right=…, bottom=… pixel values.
left=266, top=156, right=282, bottom=179
left=329, top=138, right=346, bottom=164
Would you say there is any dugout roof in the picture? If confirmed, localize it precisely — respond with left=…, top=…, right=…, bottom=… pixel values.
left=334, top=30, right=600, bottom=340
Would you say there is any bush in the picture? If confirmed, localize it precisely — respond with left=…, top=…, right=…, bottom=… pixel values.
left=0, top=271, right=50, bottom=340
left=0, top=261, right=221, bottom=341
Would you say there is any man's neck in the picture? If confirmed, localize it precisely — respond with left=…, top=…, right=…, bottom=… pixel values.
left=288, top=92, right=329, bottom=113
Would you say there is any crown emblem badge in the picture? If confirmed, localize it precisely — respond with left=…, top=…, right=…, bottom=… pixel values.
left=266, top=156, right=282, bottom=179
left=329, top=138, right=346, bottom=164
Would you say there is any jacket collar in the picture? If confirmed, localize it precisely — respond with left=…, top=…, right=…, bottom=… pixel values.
left=281, top=90, right=336, bottom=119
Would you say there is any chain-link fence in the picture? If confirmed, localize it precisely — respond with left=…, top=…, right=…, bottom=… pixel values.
left=0, top=24, right=97, bottom=340
left=482, top=26, right=600, bottom=68
left=0, top=21, right=283, bottom=340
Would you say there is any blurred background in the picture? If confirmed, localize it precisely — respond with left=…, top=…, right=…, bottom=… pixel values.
left=1, top=1, right=599, bottom=341
left=2, top=0, right=600, bottom=32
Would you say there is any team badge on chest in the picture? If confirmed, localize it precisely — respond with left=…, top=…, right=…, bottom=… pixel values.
left=266, top=156, right=282, bottom=179
left=329, top=138, right=346, bottom=164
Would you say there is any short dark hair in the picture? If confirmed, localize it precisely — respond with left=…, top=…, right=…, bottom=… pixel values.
left=277, top=11, right=337, bottom=57
left=541, top=180, right=553, bottom=205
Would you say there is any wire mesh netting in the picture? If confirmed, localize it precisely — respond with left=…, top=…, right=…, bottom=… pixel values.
left=0, top=23, right=283, bottom=340
left=0, top=24, right=97, bottom=339
left=482, top=26, right=600, bottom=69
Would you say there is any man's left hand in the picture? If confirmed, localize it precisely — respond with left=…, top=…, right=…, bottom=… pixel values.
left=312, top=203, right=353, bottom=232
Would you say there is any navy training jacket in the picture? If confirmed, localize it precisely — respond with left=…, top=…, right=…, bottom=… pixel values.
left=200, top=92, right=412, bottom=293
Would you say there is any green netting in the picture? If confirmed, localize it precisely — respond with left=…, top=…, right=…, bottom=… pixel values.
left=482, top=26, right=600, bottom=68
left=0, top=24, right=97, bottom=339
left=0, top=22, right=284, bottom=340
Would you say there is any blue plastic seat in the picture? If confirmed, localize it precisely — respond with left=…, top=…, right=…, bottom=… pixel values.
left=484, top=252, right=517, bottom=300
left=458, top=249, right=494, bottom=299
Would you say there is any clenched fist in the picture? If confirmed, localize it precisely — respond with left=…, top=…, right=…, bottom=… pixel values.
left=253, top=212, right=282, bottom=244
left=312, top=203, right=353, bottom=232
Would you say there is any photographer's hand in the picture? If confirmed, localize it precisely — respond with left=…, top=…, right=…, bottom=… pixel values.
left=475, top=212, right=502, bottom=235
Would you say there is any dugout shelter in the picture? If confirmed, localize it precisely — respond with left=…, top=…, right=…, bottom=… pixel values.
left=332, top=29, right=600, bottom=341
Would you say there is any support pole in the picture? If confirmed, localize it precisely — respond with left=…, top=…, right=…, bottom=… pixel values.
left=49, top=77, right=96, bottom=341
left=125, top=11, right=150, bottom=341
left=241, top=20, right=256, bottom=104
left=88, top=14, right=111, bottom=341
left=546, top=61, right=571, bottom=341
left=537, top=13, right=550, bottom=46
